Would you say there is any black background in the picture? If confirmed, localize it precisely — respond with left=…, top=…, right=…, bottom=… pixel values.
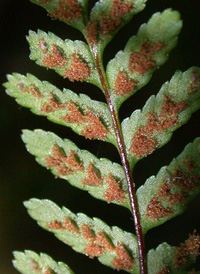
left=0, top=0, right=200, bottom=273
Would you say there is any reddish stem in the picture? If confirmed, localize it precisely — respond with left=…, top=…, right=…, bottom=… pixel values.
left=91, top=45, right=146, bottom=274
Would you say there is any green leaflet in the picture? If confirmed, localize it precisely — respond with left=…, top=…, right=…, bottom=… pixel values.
left=4, top=73, right=116, bottom=144
left=29, top=0, right=88, bottom=31
left=147, top=233, right=200, bottom=274
left=106, top=9, right=182, bottom=109
left=13, top=250, right=75, bottom=274
left=137, top=137, right=200, bottom=233
left=22, top=129, right=130, bottom=209
left=24, top=198, right=139, bottom=273
left=122, top=67, right=200, bottom=166
left=27, top=30, right=100, bottom=87
left=84, top=0, right=147, bottom=50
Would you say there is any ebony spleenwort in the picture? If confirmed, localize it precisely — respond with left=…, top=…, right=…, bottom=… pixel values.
left=4, top=1, right=200, bottom=274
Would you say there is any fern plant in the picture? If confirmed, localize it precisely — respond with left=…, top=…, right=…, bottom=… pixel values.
left=3, top=0, right=200, bottom=273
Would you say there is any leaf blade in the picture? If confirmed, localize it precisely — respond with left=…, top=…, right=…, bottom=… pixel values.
left=137, top=137, right=200, bottom=233
left=24, top=198, right=140, bottom=273
left=22, top=129, right=130, bottom=209
left=29, top=0, right=88, bottom=31
left=106, top=9, right=182, bottom=108
left=4, top=73, right=116, bottom=143
left=84, top=0, right=147, bottom=49
left=27, top=30, right=100, bottom=86
left=13, top=250, right=75, bottom=274
left=122, top=67, right=200, bottom=165
left=147, top=232, right=200, bottom=274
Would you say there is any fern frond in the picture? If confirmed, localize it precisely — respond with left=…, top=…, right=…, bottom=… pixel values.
left=106, top=9, right=182, bottom=108
left=13, top=250, right=75, bottom=274
left=27, top=30, right=100, bottom=86
left=3, top=1, right=200, bottom=274
left=137, top=137, right=200, bottom=233
left=4, top=73, right=116, bottom=143
left=22, top=129, right=130, bottom=208
left=24, top=198, right=139, bottom=273
left=122, top=67, right=200, bottom=165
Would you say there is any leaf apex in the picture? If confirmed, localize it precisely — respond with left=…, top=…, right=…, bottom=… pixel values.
left=4, top=74, right=15, bottom=87
left=21, top=129, right=33, bottom=143
left=26, top=30, right=35, bottom=39
left=24, top=198, right=41, bottom=210
left=23, top=200, right=30, bottom=209
left=13, top=250, right=22, bottom=258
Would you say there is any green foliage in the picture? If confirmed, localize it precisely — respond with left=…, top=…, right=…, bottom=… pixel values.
left=22, top=129, right=129, bottom=208
left=29, top=0, right=88, bottom=31
left=85, top=0, right=147, bottom=50
left=23, top=198, right=200, bottom=273
left=13, top=250, right=75, bottom=274
left=3, top=0, right=200, bottom=273
left=137, top=137, right=200, bottom=233
left=122, top=67, right=200, bottom=166
left=27, top=30, right=100, bottom=86
left=106, top=9, right=182, bottom=108
left=147, top=237, right=200, bottom=274
left=4, top=73, right=116, bottom=143
left=25, top=198, right=139, bottom=273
